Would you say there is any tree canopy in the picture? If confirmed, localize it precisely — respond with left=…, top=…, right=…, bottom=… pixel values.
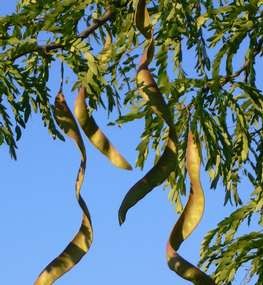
left=0, top=0, right=262, bottom=284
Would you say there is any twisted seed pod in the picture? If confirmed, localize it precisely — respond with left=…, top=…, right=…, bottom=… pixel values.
left=74, top=87, right=132, bottom=170
left=134, top=0, right=152, bottom=39
left=119, top=129, right=176, bottom=224
left=166, top=132, right=215, bottom=285
left=137, top=62, right=174, bottom=129
left=99, top=32, right=112, bottom=64
left=136, top=8, right=174, bottom=129
left=118, top=0, right=177, bottom=223
left=125, top=1, right=214, bottom=283
left=34, top=92, right=93, bottom=285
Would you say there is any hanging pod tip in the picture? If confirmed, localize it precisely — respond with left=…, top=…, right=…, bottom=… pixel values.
left=118, top=208, right=126, bottom=226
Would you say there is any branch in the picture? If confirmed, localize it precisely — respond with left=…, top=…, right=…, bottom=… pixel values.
left=219, top=61, right=250, bottom=86
left=79, top=9, right=113, bottom=39
left=219, top=37, right=263, bottom=86
left=44, top=9, right=114, bottom=52
left=11, top=9, right=114, bottom=60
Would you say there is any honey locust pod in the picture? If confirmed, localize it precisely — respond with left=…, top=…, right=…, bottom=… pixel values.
left=139, top=37, right=155, bottom=67
left=74, top=87, right=132, bottom=170
left=134, top=0, right=152, bottom=39
left=53, top=92, right=86, bottom=160
left=166, top=131, right=215, bottom=285
left=99, top=32, right=112, bottom=64
left=34, top=92, right=93, bottom=285
left=136, top=64, right=174, bottom=129
left=136, top=19, right=174, bottom=130
left=119, top=0, right=178, bottom=225
left=118, top=129, right=177, bottom=224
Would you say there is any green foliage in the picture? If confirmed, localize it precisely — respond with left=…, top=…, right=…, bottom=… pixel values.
left=0, top=0, right=262, bottom=284
left=200, top=186, right=263, bottom=284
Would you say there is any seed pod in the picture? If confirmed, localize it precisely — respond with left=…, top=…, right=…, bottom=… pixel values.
left=74, top=87, right=132, bottom=170
left=139, top=38, right=155, bottom=67
left=186, top=132, right=201, bottom=185
left=99, top=32, right=112, bottom=64
left=166, top=132, right=215, bottom=285
left=137, top=38, right=174, bottom=130
left=134, top=0, right=152, bottom=39
left=34, top=92, right=93, bottom=285
left=137, top=65, right=174, bottom=129
left=119, top=0, right=177, bottom=224
left=53, top=92, right=86, bottom=160
left=166, top=243, right=214, bottom=285
left=118, top=130, right=177, bottom=224
left=34, top=214, right=92, bottom=285
left=134, top=0, right=174, bottom=130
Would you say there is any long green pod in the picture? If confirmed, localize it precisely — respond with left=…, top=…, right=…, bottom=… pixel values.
left=166, top=132, right=215, bottom=285
left=118, top=130, right=177, bottom=224
left=74, top=87, right=132, bottom=170
left=34, top=92, right=93, bottom=285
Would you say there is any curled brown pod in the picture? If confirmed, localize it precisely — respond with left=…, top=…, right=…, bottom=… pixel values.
left=74, top=87, right=132, bottom=170
left=119, top=0, right=178, bottom=224
left=137, top=63, right=174, bottom=130
left=119, top=130, right=177, bottom=224
left=34, top=92, right=93, bottom=285
left=99, top=32, right=112, bottom=64
left=134, top=0, right=152, bottom=39
left=166, top=132, right=215, bottom=285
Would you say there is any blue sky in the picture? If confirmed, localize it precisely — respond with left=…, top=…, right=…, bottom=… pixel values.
left=0, top=2, right=260, bottom=285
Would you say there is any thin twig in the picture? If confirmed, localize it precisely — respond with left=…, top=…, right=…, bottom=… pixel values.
left=219, top=37, right=263, bottom=86
left=79, top=9, right=113, bottom=39
left=10, top=9, right=114, bottom=61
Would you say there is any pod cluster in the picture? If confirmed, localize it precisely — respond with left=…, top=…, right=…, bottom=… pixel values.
left=118, top=1, right=216, bottom=284
left=35, top=2, right=215, bottom=284
left=35, top=87, right=131, bottom=284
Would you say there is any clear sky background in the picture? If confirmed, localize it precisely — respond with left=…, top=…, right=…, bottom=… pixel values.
left=0, top=2, right=261, bottom=285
